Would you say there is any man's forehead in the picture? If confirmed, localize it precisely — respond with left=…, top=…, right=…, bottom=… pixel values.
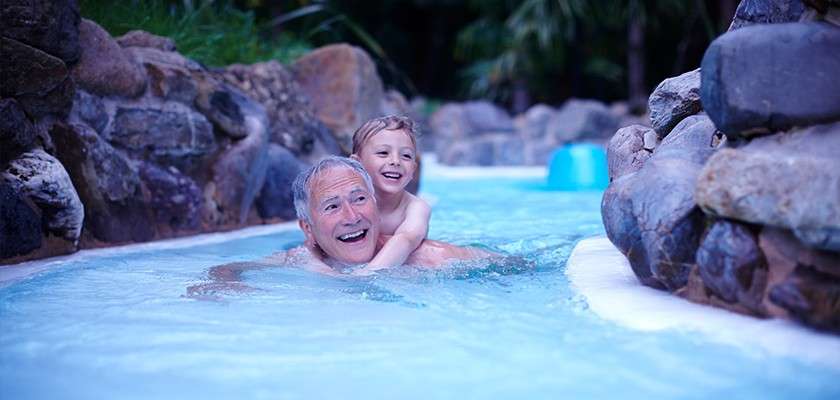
left=309, top=167, right=367, bottom=199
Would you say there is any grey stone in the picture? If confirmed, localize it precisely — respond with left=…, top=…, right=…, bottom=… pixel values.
left=110, top=103, right=216, bottom=173
left=0, top=36, right=75, bottom=118
left=255, top=144, right=306, bottom=220
left=602, top=113, right=720, bottom=290
left=116, top=30, right=177, bottom=51
left=701, top=22, right=840, bottom=138
left=436, top=133, right=523, bottom=166
left=144, top=60, right=198, bottom=104
left=769, top=265, right=840, bottom=332
left=69, top=90, right=109, bottom=134
left=643, top=130, right=658, bottom=151
left=606, top=124, right=653, bottom=181
left=696, top=121, right=840, bottom=251
left=206, top=105, right=270, bottom=226
left=2, top=148, right=84, bottom=243
left=138, top=162, right=202, bottom=234
left=51, top=122, right=154, bottom=244
left=729, top=0, right=807, bottom=30
left=0, top=99, right=37, bottom=166
left=546, top=99, right=620, bottom=142
left=696, top=220, right=768, bottom=313
left=0, top=0, right=80, bottom=64
left=71, top=19, right=147, bottom=98
left=648, top=69, right=702, bottom=138
left=219, top=61, right=341, bottom=161
left=0, top=181, right=42, bottom=260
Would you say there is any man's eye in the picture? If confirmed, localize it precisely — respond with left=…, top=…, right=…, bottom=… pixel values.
left=354, top=196, right=366, bottom=203
left=324, top=204, right=338, bottom=212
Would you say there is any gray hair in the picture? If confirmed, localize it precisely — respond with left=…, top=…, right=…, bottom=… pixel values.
left=292, top=156, right=376, bottom=224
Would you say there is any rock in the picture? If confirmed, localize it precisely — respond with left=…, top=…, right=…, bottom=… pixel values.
left=769, top=265, right=840, bottom=332
left=195, top=78, right=264, bottom=140
left=380, top=89, right=412, bottom=118
left=255, top=144, right=306, bottom=220
left=0, top=182, right=42, bottom=260
left=68, top=90, right=109, bottom=134
left=71, top=19, right=147, bottom=98
left=51, top=123, right=154, bottom=244
left=437, top=133, right=523, bottom=166
left=461, top=101, right=516, bottom=134
left=293, top=44, right=386, bottom=152
left=547, top=99, right=620, bottom=142
left=701, top=22, right=840, bottom=138
left=0, top=36, right=75, bottom=118
left=138, top=162, right=202, bottom=235
left=606, top=124, right=653, bottom=181
left=110, top=103, right=216, bottom=174
left=516, top=104, right=555, bottom=140
left=145, top=59, right=198, bottom=104
left=125, top=46, right=203, bottom=71
left=602, top=114, right=720, bottom=290
left=116, top=30, right=177, bottom=51
left=729, top=0, right=807, bottom=30
left=0, top=99, right=37, bottom=166
left=205, top=104, right=270, bottom=226
left=648, top=69, right=702, bottom=138
left=1, top=148, right=84, bottom=243
left=695, top=121, right=840, bottom=251
left=219, top=61, right=341, bottom=161
left=0, top=0, right=80, bottom=64
left=696, top=220, right=768, bottom=314
left=642, top=130, right=658, bottom=150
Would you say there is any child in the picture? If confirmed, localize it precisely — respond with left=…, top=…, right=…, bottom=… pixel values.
left=350, top=115, right=430, bottom=271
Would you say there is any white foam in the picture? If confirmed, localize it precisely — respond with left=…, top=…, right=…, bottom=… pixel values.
left=567, top=236, right=840, bottom=369
left=0, top=222, right=299, bottom=286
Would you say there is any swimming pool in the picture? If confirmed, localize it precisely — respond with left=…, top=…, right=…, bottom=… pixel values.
left=1, top=164, right=839, bottom=399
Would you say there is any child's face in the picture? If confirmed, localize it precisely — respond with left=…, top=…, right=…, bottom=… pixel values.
left=355, top=128, right=417, bottom=195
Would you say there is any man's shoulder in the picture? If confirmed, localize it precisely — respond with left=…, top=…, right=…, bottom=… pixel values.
left=408, top=238, right=488, bottom=267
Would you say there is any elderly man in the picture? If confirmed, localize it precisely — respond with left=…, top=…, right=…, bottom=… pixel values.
left=191, top=157, right=487, bottom=293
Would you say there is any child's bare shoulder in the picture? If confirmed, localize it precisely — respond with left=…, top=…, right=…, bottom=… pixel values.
left=404, top=192, right=431, bottom=216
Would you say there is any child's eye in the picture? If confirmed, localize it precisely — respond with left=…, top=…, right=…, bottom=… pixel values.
left=402, top=154, right=413, bottom=160
left=376, top=151, right=388, bottom=157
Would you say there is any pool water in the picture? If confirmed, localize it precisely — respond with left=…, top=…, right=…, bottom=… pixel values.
left=1, top=171, right=839, bottom=399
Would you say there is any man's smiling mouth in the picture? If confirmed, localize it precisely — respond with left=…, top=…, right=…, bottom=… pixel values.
left=337, top=229, right=368, bottom=243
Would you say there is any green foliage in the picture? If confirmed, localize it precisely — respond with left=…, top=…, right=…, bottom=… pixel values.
left=79, top=0, right=311, bottom=66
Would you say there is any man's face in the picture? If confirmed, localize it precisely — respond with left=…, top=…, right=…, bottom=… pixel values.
left=300, top=167, right=380, bottom=265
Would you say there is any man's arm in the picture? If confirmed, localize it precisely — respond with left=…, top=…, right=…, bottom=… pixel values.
left=362, top=197, right=431, bottom=272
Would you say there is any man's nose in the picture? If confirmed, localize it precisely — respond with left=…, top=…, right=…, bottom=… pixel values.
left=340, top=202, right=361, bottom=224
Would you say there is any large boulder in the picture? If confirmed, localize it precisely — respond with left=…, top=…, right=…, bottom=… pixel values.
left=429, top=101, right=516, bottom=165
left=219, top=60, right=341, bottom=161
left=0, top=99, right=37, bottom=166
left=648, top=69, right=702, bottom=138
left=770, top=266, right=840, bottom=332
left=194, top=78, right=262, bottom=140
left=728, top=0, right=807, bottom=30
left=1, top=148, right=84, bottom=244
left=695, top=121, right=840, bottom=251
left=204, top=105, right=270, bottom=226
left=138, top=161, right=202, bottom=235
left=437, top=133, right=524, bottom=166
left=51, top=123, right=154, bottom=244
left=701, top=22, right=840, bottom=138
left=0, top=0, right=80, bottom=64
left=547, top=99, right=619, bottom=142
left=116, top=30, right=176, bottom=51
left=127, top=46, right=201, bottom=105
left=602, top=114, right=720, bottom=290
left=68, top=89, right=109, bottom=134
left=0, top=36, right=75, bottom=118
left=110, top=102, right=216, bottom=174
left=293, top=44, right=386, bottom=153
left=0, top=182, right=42, bottom=260
left=696, top=220, right=768, bottom=314
left=255, top=144, right=306, bottom=221
left=606, top=124, right=654, bottom=181
left=71, top=19, right=147, bottom=98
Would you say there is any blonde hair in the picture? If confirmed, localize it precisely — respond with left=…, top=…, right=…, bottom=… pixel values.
left=351, top=115, right=419, bottom=155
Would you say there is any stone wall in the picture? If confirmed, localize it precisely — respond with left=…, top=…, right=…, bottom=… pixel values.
left=426, top=99, right=645, bottom=166
left=602, top=0, right=840, bottom=333
left=0, top=1, right=407, bottom=264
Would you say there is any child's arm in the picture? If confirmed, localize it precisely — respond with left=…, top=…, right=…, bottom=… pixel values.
left=362, top=197, right=431, bottom=272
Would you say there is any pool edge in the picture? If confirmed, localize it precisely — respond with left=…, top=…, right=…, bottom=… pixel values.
left=567, top=235, right=840, bottom=370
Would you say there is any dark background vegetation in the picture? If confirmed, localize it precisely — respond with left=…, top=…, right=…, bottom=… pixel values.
left=82, top=0, right=738, bottom=113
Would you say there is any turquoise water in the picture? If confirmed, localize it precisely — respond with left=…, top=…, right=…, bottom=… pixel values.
left=1, top=174, right=839, bottom=399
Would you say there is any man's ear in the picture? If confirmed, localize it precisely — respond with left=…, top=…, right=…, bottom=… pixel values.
left=299, top=219, right=314, bottom=242
left=349, top=153, right=360, bottom=161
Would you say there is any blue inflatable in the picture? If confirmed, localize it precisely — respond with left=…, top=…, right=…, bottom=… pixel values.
left=546, top=143, right=609, bottom=191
